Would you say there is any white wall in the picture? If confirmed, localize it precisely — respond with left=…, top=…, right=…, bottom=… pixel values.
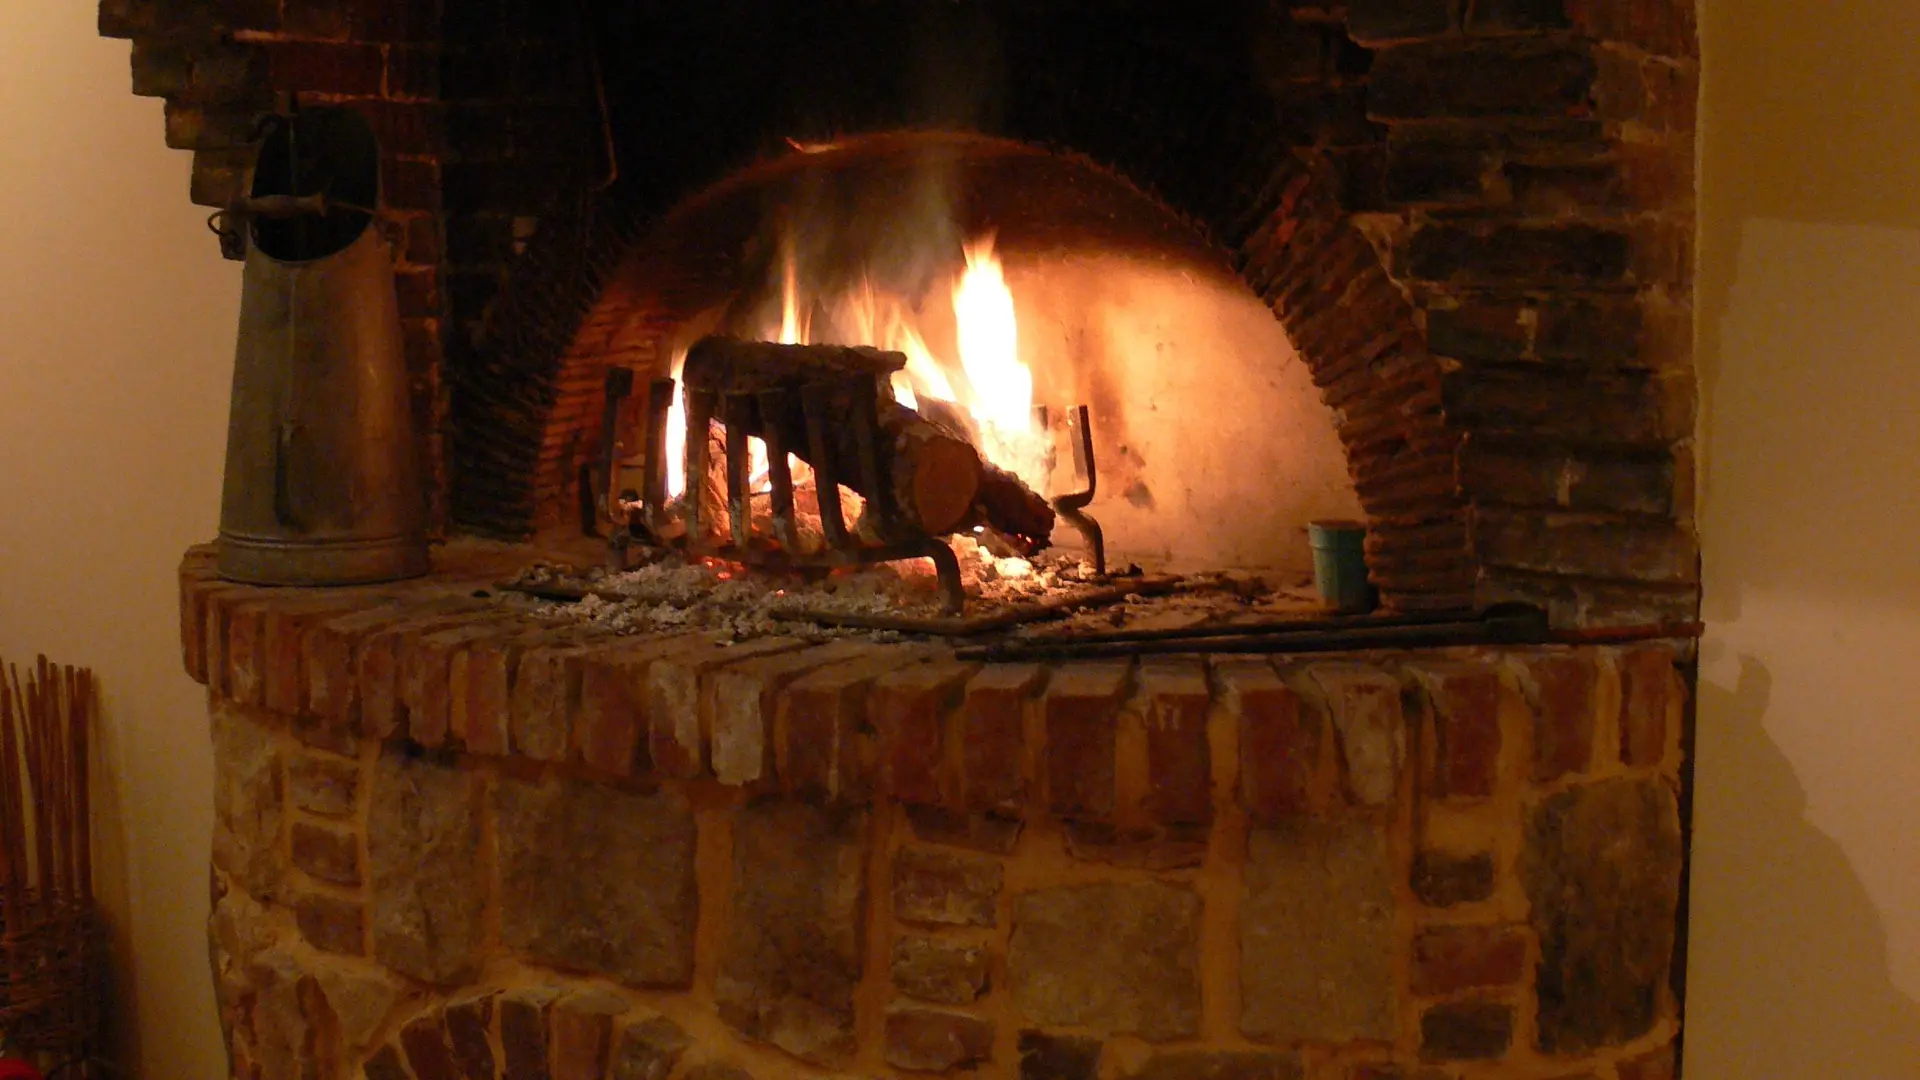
left=1689, top=0, right=1920, bottom=1074
left=0, top=3, right=236, bottom=1076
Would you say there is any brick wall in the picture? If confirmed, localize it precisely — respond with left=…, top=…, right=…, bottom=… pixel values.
left=184, top=545, right=1690, bottom=1080
left=107, top=0, right=1698, bottom=626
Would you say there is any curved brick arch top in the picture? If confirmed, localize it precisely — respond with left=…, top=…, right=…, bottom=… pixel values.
left=454, top=7, right=1472, bottom=611
left=103, top=0, right=1695, bottom=623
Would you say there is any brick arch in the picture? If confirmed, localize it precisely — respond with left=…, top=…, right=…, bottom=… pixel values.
left=456, top=7, right=1471, bottom=611
left=101, top=0, right=1698, bottom=625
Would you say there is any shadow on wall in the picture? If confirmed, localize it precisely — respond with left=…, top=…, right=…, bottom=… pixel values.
left=1684, top=655, right=1920, bottom=1075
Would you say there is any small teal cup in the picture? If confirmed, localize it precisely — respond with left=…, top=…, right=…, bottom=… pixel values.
left=1308, top=520, right=1375, bottom=614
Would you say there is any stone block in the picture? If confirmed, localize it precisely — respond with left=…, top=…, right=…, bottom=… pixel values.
left=1384, top=136, right=1492, bottom=206
left=551, top=990, right=629, bottom=1080
left=1008, top=882, right=1201, bottom=1040
left=511, top=638, right=597, bottom=763
left=1043, top=663, right=1130, bottom=821
left=1306, top=666, right=1404, bottom=808
left=291, top=820, right=362, bottom=886
left=1412, top=850, right=1497, bottom=907
left=400, top=1011, right=459, bottom=1080
left=266, top=40, right=385, bottom=96
left=1511, top=651, right=1598, bottom=782
left=1410, top=664, right=1503, bottom=799
left=893, top=847, right=1001, bottom=928
left=609, top=1015, right=692, bottom=1080
left=212, top=702, right=283, bottom=898
left=369, top=748, right=482, bottom=985
left=292, top=888, right=365, bottom=956
left=1618, top=646, right=1678, bottom=767
left=870, top=660, right=978, bottom=805
left=363, top=1045, right=409, bottom=1080
left=444, top=991, right=498, bottom=1080
left=1535, top=293, right=1643, bottom=365
left=311, top=958, right=401, bottom=1059
left=892, top=935, right=989, bottom=1004
left=1370, top=40, right=1597, bottom=119
left=287, top=752, right=360, bottom=817
left=1221, top=662, right=1317, bottom=822
left=1418, top=1000, right=1514, bottom=1061
left=884, top=1006, right=995, bottom=1072
left=1018, top=1031, right=1101, bottom=1080
left=1241, top=820, right=1396, bottom=1043
left=499, top=988, right=557, bottom=1080
left=1522, top=778, right=1682, bottom=1053
left=1346, top=0, right=1453, bottom=43
left=1140, top=661, right=1213, bottom=825
left=1124, top=1051, right=1305, bottom=1080
left=962, top=664, right=1041, bottom=813
left=493, top=776, right=698, bottom=987
left=716, top=800, right=868, bottom=1065
left=1410, top=925, right=1528, bottom=995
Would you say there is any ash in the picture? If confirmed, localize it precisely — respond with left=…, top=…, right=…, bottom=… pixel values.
left=506, top=536, right=1321, bottom=643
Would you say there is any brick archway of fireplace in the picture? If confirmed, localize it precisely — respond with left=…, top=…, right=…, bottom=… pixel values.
left=105, top=0, right=1698, bottom=625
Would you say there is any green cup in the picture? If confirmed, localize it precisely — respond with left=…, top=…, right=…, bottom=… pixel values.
left=1308, top=520, right=1375, bottom=614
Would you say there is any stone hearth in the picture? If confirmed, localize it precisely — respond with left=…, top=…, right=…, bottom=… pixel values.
left=186, top=544, right=1686, bottom=1080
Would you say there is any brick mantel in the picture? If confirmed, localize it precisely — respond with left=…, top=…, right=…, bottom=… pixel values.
left=184, top=545, right=1688, bottom=1079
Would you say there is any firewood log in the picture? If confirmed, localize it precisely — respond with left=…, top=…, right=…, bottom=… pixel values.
left=680, top=336, right=1054, bottom=548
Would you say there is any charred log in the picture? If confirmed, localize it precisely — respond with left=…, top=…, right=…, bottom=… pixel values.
left=680, top=335, right=1054, bottom=550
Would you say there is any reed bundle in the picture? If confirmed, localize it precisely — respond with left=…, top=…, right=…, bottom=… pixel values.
left=0, top=655, right=100, bottom=1070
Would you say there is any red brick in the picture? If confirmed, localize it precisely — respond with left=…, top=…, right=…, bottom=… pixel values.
left=1139, top=661, right=1212, bottom=825
left=576, top=635, right=698, bottom=776
left=552, top=991, right=629, bottom=1080
left=407, top=621, right=510, bottom=747
left=1412, top=664, right=1503, bottom=799
left=783, top=652, right=926, bottom=801
left=264, top=595, right=382, bottom=717
left=178, top=552, right=221, bottom=684
left=961, top=664, right=1041, bottom=814
left=1043, top=663, right=1130, bottom=821
left=357, top=611, right=476, bottom=741
left=498, top=989, right=556, bottom=1080
left=1514, top=651, right=1597, bottom=782
left=1221, top=662, right=1317, bottom=821
left=443, top=991, right=497, bottom=1080
left=644, top=637, right=809, bottom=778
left=399, top=1011, right=458, bottom=1080
left=1619, top=646, right=1677, bottom=767
left=225, top=599, right=270, bottom=706
left=203, top=585, right=258, bottom=699
left=1410, top=924, right=1529, bottom=995
left=455, top=624, right=561, bottom=756
left=382, top=156, right=441, bottom=212
left=266, top=40, right=386, bottom=96
left=870, top=661, right=978, bottom=807
left=304, top=604, right=409, bottom=730
left=708, top=642, right=878, bottom=788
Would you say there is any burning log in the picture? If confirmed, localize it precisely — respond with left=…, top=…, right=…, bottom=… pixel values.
left=680, top=336, right=1054, bottom=551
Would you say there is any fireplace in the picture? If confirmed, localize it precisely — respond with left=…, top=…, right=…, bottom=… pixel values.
left=113, top=1, right=1698, bottom=1078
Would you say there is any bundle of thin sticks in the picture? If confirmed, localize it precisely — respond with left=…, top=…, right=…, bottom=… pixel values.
left=0, top=655, right=98, bottom=1067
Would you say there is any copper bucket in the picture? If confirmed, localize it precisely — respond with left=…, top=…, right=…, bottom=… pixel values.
left=216, top=108, right=428, bottom=586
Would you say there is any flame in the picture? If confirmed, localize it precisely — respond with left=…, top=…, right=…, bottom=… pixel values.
left=660, top=231, right=1048, bottom=515
left=952, top=235, right=1048, bottom=490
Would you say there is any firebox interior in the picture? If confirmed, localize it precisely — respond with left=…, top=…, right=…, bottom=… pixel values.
left=603, top=132, right=1361, bottom=575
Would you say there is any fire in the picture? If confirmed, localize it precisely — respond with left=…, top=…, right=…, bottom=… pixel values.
left=661, top=232, right=1049, bottom=508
